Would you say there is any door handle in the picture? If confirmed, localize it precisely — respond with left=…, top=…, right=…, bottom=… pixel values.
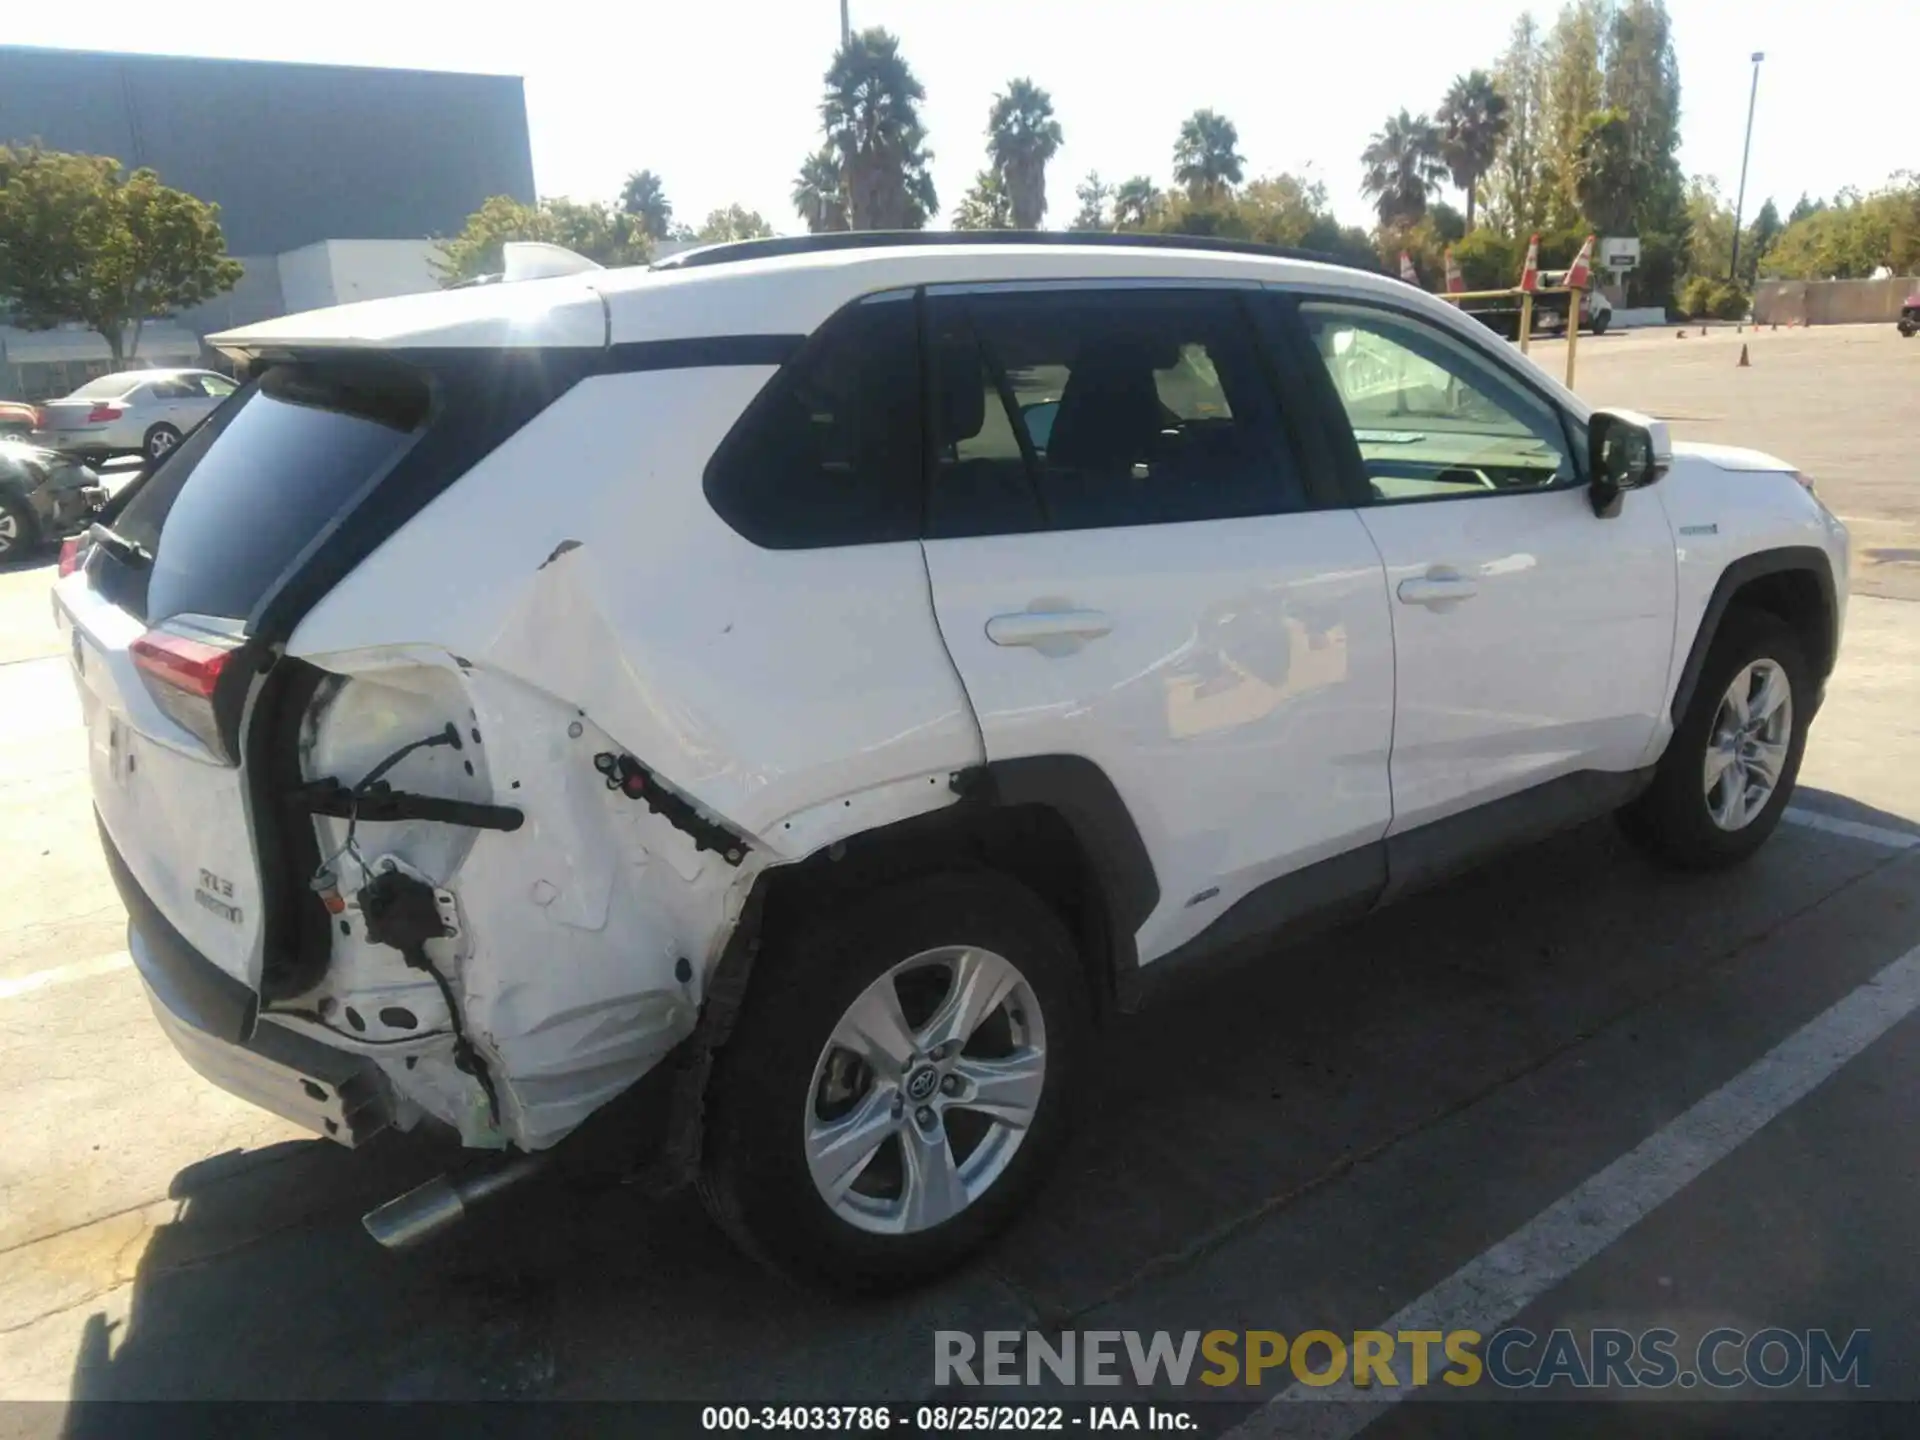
left=1396, top=572, right=1479, bottom=608
left=985, top=609, right=1113, bottom=649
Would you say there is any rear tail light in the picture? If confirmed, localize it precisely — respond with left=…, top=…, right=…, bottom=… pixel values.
left=130, top=621, right=246, bottom=760
left=85, top=403, right=125, bottom=424
left=57, top=536, right=88, bottom=577
left=31, top=406, right=45, bottom=428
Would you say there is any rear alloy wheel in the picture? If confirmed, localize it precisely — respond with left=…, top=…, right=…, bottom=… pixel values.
left=0, top=496, right=37, bottom=561
left=1619, top=608, right=1810, bottom=869
left=805, top=945, right=1047, bottom=1236
left=144, top=423, right=182, bottom=460
left=698, top=872, right=1087, bottom=1291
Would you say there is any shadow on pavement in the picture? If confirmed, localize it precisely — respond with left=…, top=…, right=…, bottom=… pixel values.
left=54, top=801, right=1918, bottom=1410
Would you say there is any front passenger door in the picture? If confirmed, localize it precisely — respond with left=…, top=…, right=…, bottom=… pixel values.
left=1290, top=298, right=1677, bottom=839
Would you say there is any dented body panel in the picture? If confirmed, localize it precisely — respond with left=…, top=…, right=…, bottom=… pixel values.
left=268, top=368, right=981, bottom=1149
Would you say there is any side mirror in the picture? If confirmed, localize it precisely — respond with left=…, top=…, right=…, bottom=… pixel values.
left=1587, top=408, right=1671, bottom=518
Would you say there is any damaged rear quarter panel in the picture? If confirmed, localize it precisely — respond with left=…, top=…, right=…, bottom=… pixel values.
left=277, top=364, right=984, bottom=1149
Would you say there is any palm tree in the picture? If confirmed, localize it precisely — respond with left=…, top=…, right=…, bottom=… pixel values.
left=1172, top=110, right=1244, bottom=203
left=792, top=149, right=849, bottom=233
left=952, top=169, right=1013, bottom=230
left=1437, top=71, right=1510, bottom=231
left=986, top=78, right=1064, bottom=230
left=821, top=27, right=937, bottom=231
left=1361, top=110, right=1446, bottom=229
left=1112, top=175, right=1162, bottom=230
left=619, top=170, right=673, bottom=241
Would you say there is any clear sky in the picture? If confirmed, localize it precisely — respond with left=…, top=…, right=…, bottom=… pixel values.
left=8, top=0, right=1915, bottom=236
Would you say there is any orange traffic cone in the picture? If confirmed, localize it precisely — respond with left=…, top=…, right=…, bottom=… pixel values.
left=1444, top=247, right=1464, bottom=294
left=1565, top=234, right=1595, bottom=291
left=1518, top=233, right=1541, bottom=292
left=1399, top=250, right=1419, bottom=286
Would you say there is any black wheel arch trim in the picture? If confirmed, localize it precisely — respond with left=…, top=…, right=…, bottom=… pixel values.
left=1669, top=546, right=1838, bottom=725
left=961, top=754, right=1160, bottom=937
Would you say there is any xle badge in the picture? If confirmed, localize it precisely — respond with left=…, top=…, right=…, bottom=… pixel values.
left=195, top=868, right=242, bottom=924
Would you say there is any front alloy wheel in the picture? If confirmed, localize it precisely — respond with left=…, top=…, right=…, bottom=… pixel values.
left=1618, top=607, right=1809, bottom=869
left=1704, top=659, right=1793, bottom=831
left=806, top=946, right=1046, bottom=1236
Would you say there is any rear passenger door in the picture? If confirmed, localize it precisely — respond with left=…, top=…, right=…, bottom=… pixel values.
left=918, top=283, right=1396, bottom=967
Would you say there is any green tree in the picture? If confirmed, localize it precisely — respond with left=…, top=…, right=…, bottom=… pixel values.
left=1437, top=70, right=1510, bottom=231
left=1763, top=175, right=1920, bottom=279
left=1788, top=193, right=1824, bottom=226
left=951, top=169, right=1013, bottom=230
left=1070, top=171, right=1110, bottom=231
left=1540, top=0, right=1607, bottom=228
left=1683, top=175, right=1737, bottom=283
left=1602, top=0, right=1681, bottom=192
left=822, top=27, right=937, bottom=231
left=792, top=149, right=849, bottom=233
left=986, top=78, right=1063, bottom=230
left=1741, top=197, right=1782, bottom=285
left=1112, top=175, right=1163, bottom=229
left=1573, top=109, right=1643, bottom=236
left=434, top=194, right=649, bottom=284
left=1452, top=227, right=1522, bottom=290
left=0, top=146, right=243, bottom=364
left=1486, top=14, right=1549, bottom=234
left=619, top=170, right=673, bottom=241
left=695, top=204, right=774, bottom=242
left=1172, top=110, right=1245, bottom=203
left=1361, top=110, right=1445, bottom=229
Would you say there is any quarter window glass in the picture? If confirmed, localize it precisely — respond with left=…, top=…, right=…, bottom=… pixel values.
left=1300, top=302, right=1574, bottom=503
left=929, top=289, right=1303, bottom=538
left=703, top=294, right=922, bottom=549
left=196, top=375, right=239, bottom=397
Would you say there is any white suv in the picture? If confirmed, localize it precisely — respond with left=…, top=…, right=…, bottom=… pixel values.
left=55, top=234, right=1848, bottom=1290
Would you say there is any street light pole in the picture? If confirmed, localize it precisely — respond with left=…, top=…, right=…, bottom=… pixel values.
left=840, top=0, right=850, bottom=46
left=1729, top=51, right=1764, bottom=283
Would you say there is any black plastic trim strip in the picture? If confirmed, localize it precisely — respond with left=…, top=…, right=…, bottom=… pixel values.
left=96, top=811, right=259, bottom=1044
left=1668, top=546, right=1838, bottom=724
left=604, top=334, right=805, bottom=372
left=1131, top=767, right=1654, bottom=1005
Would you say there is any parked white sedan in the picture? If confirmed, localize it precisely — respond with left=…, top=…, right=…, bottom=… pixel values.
left=30, top=368, right=239, bottom=462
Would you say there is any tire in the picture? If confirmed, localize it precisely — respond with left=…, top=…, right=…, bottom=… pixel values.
left=0, top=494, right=38, bottom=561
left=143, top=424, right=182, bottom=460
left=1619, top=608, right=1810, bottom=869
left=697, top=870, right=1090, bottom=1292
left=1589, top=312, right=1611, bottom=336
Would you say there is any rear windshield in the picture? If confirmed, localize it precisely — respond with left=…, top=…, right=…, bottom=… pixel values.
left=114, top=361, right=428, bottom=625
left=66, top=375, right=141, bottom=401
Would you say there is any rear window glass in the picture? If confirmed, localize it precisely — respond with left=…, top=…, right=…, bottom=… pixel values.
left=115, top=362, right=428, bottom=624
left=67, top=375, right=140, bottom=400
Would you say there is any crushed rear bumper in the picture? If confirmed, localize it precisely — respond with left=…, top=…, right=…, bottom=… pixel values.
left=99, top=812, right=393, bottom=1147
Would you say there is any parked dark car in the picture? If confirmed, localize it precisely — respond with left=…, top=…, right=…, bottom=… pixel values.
left=1899, top=292, right=1918, bottom=338
left=0, top=441, right=108, bottom=561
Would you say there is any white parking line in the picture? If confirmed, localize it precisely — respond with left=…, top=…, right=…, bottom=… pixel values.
left=1784, top=807, right=1920, bottom=850
left=0, top=951, right=131, bottom=1003
left=1231, top=938, right=1920, bottom=1440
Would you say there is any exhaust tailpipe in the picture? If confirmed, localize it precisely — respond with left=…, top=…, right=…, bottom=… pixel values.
left=362, top=1154, right=546, bottom=1250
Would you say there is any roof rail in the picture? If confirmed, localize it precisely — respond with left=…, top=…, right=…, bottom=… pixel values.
left=650, top=229, right=1384, bottom=275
